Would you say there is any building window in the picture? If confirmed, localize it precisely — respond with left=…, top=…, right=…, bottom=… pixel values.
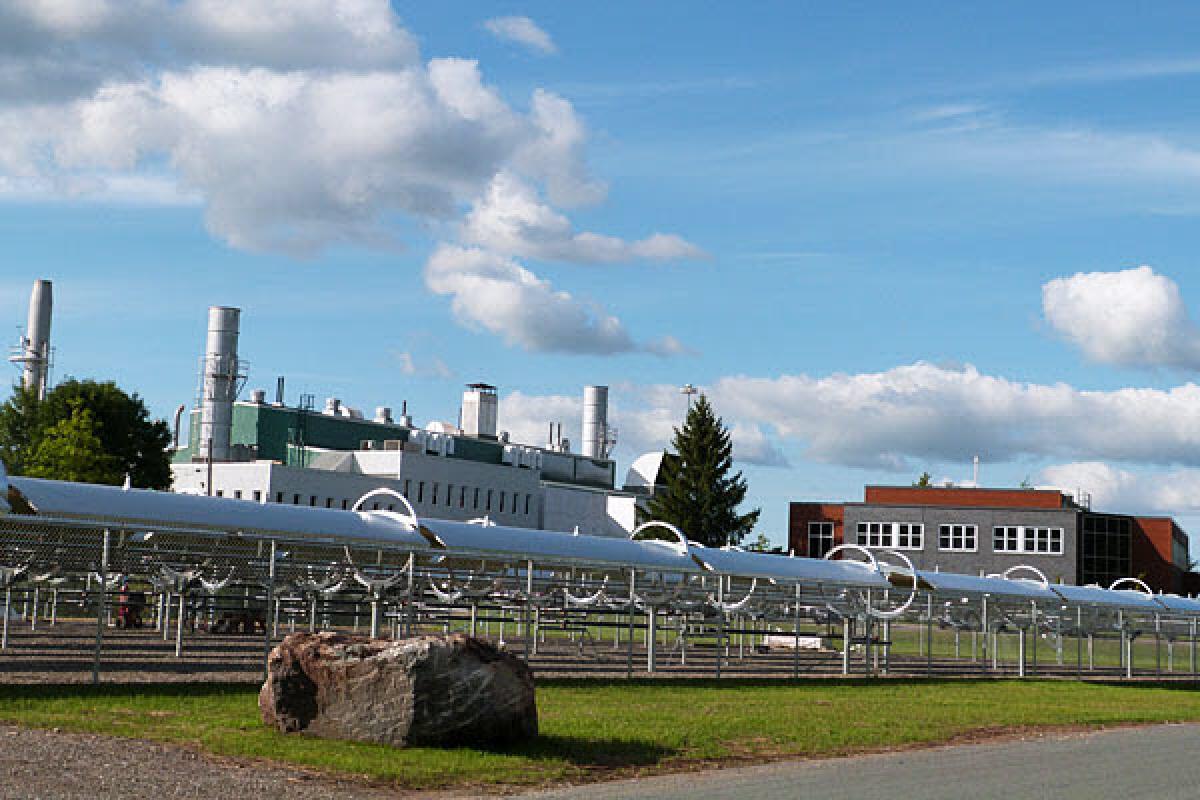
left=855, top=522, right=922, bottom=550
left=486, top=489, right=493, bottom=512
left=460, top=486, right=466, bottom=508
left=1081, top=515, right=1131, bottom=586
left=215, top=490, right=223, bottom=497
left=499, top=492, right=505, bottom=513
left=252, top=490, right=262, bottom=502
left=309, top=495, right=317, bottom=506
left=446, top=484, right=454, bottom=506
left=993, top=526, right=1063, bottom=555
left=524, top=493, right=531, bottom=515
left=938, top=524, right=977, bottom=552
left=293, top=493, right=300, bottom=505
left=275, top=492, right=284, bottom=503
left=473, top=487, right=480, bottom=509
left=233, top=489, right=242, bottom=499
left=418, top=482, right=424, bottom=504
left=432, top=483, right=439, bottom=506
left=896, top=523, right=923, bottom=549
left=325, top=498, right=332, bottom=508
left=404, top=479, right=411, bottom=499
left=342, top=499, right=349, bottom=510
left=808, top=521, right=834, bottom=558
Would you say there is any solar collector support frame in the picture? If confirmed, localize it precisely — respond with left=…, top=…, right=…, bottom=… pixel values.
left=2, top=474, right=1200, bottom=682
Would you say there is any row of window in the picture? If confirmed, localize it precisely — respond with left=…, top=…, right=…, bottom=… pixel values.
left=215, top=485, right=534, bottom=517
left=810, top=521, right=1066, bottom=555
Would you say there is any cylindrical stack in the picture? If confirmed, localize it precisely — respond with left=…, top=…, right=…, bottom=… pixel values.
left=581, top=385, right=609, bottom=459
left=198, top=306, right=240, bottom=462
left=22, top=280, right=52, bottom=399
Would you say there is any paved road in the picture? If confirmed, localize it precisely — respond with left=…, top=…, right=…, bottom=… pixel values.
left=518, top=723, right=1200, bottom=800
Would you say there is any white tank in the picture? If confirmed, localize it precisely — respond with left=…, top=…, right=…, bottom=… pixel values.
left=20, top=280, right=52, bottom=399
left=582, top=385, right=608, bottom=459
left=198, top=306, right=241, bottom=462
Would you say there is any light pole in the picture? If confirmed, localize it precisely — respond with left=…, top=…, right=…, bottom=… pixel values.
left=680, top=383, right=698, bottom=411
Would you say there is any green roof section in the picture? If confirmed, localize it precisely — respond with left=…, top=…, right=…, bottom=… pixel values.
left=174, top=401, right=615, bottom=489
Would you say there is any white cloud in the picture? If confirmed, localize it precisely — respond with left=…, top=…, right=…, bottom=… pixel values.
left=0, top=5, right=614, bottom=252
left=731, top=423, right=790, bottom=467
left=498, top=386, right=788, bottom=468
left=424, top=244, right=639, bottom=355
left=1039, top=461, right=1200, bottom=516
left=483, top=16, right=557, bottom=56
left=1043, top=266, right=1200, bottom=370
left=0, top=2, right=693, bottom=354
left=462, top=172, right=704, bottom=263
left=693, top=362, right=1200, bottom=471
left=393, top=350, right=452, bottom=379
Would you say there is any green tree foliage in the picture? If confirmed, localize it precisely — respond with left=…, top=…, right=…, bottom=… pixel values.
left=643, top=394, right=760, bottom=547
left=24, top=403, right=122, bottom=484
left=0, top=379, right=172, bottom=488
left=913, top=471, right=933, bottom=487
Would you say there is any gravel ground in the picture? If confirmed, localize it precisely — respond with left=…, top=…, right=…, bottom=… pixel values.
left=0, top=724, right=472, bottom=800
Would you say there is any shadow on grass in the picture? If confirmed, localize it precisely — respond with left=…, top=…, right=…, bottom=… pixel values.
left=491, top=734, right=677, bottom=768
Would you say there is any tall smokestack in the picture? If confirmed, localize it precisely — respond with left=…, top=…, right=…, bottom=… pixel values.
left=198, top=306, right=241, bottom=462
left=15, top=280, right=52, bottom=399
left=582, top=385, right=609, bottom=459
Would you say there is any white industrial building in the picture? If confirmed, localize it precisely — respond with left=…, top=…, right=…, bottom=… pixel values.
left=171, top=307, right=644, bottom=537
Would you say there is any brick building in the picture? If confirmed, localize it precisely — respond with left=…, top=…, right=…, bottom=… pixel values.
left=789, top=485, right=1192, bottom=593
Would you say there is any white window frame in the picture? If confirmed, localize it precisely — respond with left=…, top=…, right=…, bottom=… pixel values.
left=992, top=525, right=1063, bottom=555
left=855, top=521, right=923, bottom=551
left=808, top=521, right=834, bottom=558
left=938, top=523, right=978, bottom=553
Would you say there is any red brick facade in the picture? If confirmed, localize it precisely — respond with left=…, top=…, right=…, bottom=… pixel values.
left=863, top=485, right=1067, bottom=510
left=787, top=503, right=844, bottom=556
left=1133, top=516, right=1188, bottom=594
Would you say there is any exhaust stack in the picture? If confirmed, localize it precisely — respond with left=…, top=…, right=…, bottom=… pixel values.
left=9, top=280, right=52, bottom=399
left=198, top=306, right=242, bottom=462
left=582, top=385, right=609, bottom=459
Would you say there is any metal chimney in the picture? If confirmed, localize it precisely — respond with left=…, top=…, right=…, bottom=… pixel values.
left=9, top=280, right=52, bottom=399
left=582, top=385, right=609, bottom=459
left=198, top=306, right=241, bottom=462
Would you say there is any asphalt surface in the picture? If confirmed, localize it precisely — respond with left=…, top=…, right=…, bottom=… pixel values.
left=517, top=723, right=1200, bottom=800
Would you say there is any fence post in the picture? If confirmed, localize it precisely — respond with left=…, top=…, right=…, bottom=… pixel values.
left=261, top=539, right=276, bottom=680
left=91, top=529, right=110, bottom=685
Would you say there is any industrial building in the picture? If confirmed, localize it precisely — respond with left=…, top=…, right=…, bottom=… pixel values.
left=171, top=307, right=641, bottom=537
left=790, top=485, right=1192, bottom=593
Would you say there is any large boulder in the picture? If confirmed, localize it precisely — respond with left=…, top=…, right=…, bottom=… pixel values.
left=259, top=631, right=537, bottom=747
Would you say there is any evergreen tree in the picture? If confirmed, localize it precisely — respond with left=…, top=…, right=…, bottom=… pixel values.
left=643, top=394, right=760, bottom=547
left=913, top=471, right=933, bottom=487
left=0, top=379, right=172, bottom=488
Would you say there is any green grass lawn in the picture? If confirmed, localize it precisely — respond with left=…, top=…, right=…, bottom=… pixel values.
left=1, top=679, right=1199, bottom=791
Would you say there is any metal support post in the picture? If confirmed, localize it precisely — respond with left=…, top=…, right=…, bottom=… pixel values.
left=1155, top=614, right=1161, bottom=677
left=1, top=587, right=9, bottom=650
left=92, top=529, right=110, bottom=685
left=261, top=540, right=276, bottom=679
left=50, top=588, right=57, bottom=626
left=525, top=560, right=534, bottom=660
left=1018, top=627, right=1026, bottom=679
left=30, top=586, right=38, bottom=632
left=1030, top=602, right=1038, bottom=676
left=926, top=593, right=933, bottom=677
left=625, top=570, right=635, bottom=679
left=841, top=617, right=850, bottom=676
left=792, top=586, right=800, bottom=679
left=980, top=596, right=988, bottom=673
left=715, top=575, right=724, bottom=679
left=1076, top=607, right=1083, bottom=679
left=647, top=605, right=656, bottom=673
left=175, top=592, right=186, bottom=658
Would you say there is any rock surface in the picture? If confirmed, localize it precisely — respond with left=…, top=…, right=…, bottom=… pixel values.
left=259, top=631, right=537, bottom=747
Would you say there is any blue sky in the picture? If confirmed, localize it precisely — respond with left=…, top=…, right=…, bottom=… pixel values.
left=5, top=2, right=1200, bottom=548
